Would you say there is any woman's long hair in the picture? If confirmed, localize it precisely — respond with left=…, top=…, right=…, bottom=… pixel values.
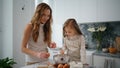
left=31, top=3, right=52, bottom=45
left=63, top=18, right=82, bottom=37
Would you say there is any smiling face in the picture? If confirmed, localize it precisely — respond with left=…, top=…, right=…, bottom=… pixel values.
left=40, top=9, right=50, bottom=24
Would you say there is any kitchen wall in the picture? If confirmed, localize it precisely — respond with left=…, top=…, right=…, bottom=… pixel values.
left=0, top=0, right=2, bottom=58
left=79, top=21, right=120, bottom=49
left=0, top=0, right=13, bottom=58
left=13, top=0, right=35, bottom=67
left=0, top=0, right=33, bottom=67
left=0, top=0, right=120, bottom=68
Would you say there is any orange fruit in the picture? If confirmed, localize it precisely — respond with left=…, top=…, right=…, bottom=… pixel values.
left=58, top=64, right=63, bottom=68
left=63, top=64, right=69, bottom=68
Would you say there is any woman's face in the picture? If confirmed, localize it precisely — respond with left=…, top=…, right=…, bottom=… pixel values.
left=64, top=27, right=76, bottom=37
left=40, top=9, right=50, bottom=24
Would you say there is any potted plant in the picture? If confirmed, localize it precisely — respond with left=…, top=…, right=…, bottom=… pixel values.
left=0, top=57, right=17, bottom=68
left=88, top=26, right=107, bottom=51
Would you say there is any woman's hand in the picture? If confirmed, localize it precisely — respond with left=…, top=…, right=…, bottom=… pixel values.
left=36, top=52, right=50, bottom=59
left=49, top=42, right=56, bottom=48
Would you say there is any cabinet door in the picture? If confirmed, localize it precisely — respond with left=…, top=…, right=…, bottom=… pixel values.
left=86, top=50, right=96, bottom=66
left=93, top=55, right=120, bottom=68
left=115, top=58, right=120, bottom=68
left=86, top=55, right=93, bottom=66
left=97, top=0, right=120, bottom=21
left=93, top=55, right=105, bottom=68
left=106, top=57, right=120, bottom=68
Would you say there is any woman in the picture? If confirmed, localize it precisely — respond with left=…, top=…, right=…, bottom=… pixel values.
left=21, top=3, right=56, bottom=65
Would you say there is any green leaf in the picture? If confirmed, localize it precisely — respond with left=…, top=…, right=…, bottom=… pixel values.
left=0, top=57, right=17, bottom=68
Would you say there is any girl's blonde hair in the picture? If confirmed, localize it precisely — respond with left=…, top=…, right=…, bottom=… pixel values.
left=31, top=3, right=52, bottom=45
left=63, top=18, right=82, bottom=37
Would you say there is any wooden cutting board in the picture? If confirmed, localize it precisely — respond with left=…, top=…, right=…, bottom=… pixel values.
left=115, top=36, right=120, bottom=52
left=37, top=65, right=48, bottom=68
left=37, top=67, right=48, bottom=68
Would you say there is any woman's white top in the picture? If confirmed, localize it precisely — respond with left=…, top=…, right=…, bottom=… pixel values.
left=62, top=35, right=86, bottom=64
left=26, top=23, right=48, bottom=64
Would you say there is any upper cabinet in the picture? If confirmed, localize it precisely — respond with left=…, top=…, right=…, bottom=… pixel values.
left=54, top=0, right=120, bottom=24
left=97, top=0, right=120, bottom=21
left=54, top=0, right=97, bottom=24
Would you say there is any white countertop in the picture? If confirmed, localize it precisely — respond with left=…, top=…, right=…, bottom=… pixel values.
left=21, top=64, right=51, bottom=68
left=21, top=61, right=83, bottom=68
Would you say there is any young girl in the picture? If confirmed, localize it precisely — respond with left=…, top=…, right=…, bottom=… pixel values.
left=60, top=18, right=86, bottom=64
left=21, top=3, right=56, bottom=65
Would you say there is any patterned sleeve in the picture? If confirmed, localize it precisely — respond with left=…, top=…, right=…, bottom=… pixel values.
left=80, top=35, right=87, bottom=64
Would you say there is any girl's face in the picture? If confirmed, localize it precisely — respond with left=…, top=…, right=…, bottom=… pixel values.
left=40, top=9, right=50, bottom=24
left=64, top=27, right=76, bottom=37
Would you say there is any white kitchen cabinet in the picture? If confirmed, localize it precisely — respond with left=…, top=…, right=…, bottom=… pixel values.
left=97, top=0, right=120, bottom=21
left=93, top=55, right=120, bottom=68
left=86, top=50, right=96, bottom=66
left=114, top=58, right=120, bottom=68
left=93, top=55, right=105, bottom=68
left=54, top=0, right=97, bottom=24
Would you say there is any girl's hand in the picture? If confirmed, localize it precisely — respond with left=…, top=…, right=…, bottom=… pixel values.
left=49, top=42, right=56, bottom=48
left=36, top=52, right=50, bottom=59
left=60, top=50, right=64, bottom=54
left=46, top=52, right=50, bottom=57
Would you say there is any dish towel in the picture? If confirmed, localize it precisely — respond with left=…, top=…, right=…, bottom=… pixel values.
left=104, top=59, right=115, bottom=68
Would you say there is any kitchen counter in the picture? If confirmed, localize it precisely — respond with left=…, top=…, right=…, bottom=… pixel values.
left=20, top=63, right=50, bottom=68
left=93, top=51, right=120, bottom=58
left=21, top=49, right=98, bottom=68
left=21, top=63, right=96, bottom=68
left=93, top=51, right=120, bottom=68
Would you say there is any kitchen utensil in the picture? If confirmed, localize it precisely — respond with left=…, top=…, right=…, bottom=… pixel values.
left=53, top=54, right=70, bottom=64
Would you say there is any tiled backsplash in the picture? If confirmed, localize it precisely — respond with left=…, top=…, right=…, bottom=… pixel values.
left=79, top=21, right=120, bottom=49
